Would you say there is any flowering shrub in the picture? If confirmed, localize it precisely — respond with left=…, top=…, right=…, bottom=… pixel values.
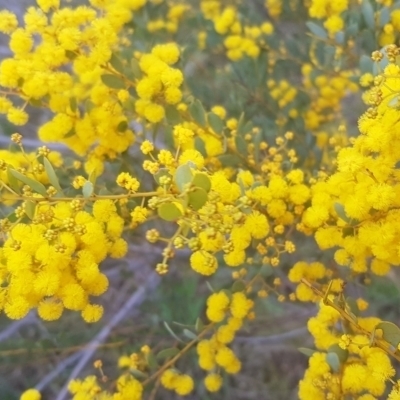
left=2, top=0, right=400, bottom=399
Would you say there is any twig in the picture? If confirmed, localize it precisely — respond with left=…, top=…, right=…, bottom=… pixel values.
left=235, top=326, right=308, bottom=344
left=0, top=312, right=35, bottom=343
left=35, top=352, right=82, bottom=392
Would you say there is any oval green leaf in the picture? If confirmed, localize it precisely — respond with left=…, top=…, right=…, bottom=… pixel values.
left=6, top=165, right=21, bottom=194
left=192, top=173, right=211, bottom=192
left=130, top=369, right=148, bottom=379
left=109, top=53, right=125, bottom=74
left=326, top=352, right=340, bottom=373
left=195, top=317, right=204, bottom=333
left=82, top=181, right=94, bottom=198
left=43, top=157, right=64, bottom=195
left=194, top=136, right=207, bottom=157
left=188, top=187, right=208, bottom=211
left=154, top=168, right=172, bottom=185
left=101, top=74, right=125, bottom=89
left=298, top=347, right=317, bottom=357
left=189, top=99, right=206, bottom=127
left=334, top=202, right=351, bottom=223
left=163, top=321, right=184, bottom=343
left=327, top=344, right=348, bottom=364
left=156, top=347, right=180, bottom=361
left=231, top=280, right=246, bottom=293
left=361, top=0, right=375, bottom=29
left=208, top=112, right=224, bottom=134
left=25, top=201, right=36, bottom=219
left=145, top=351, right=159, bottom=370
left=158, top=202, right=183, bottom=221
left=174, top=163, right=193, bottom=192
left=9, top=169, right=47, bottom=196
left=183, top=329, right=198, bottom=340
left=306, top=21, right=328, bottom=40
left=117, top=120, right=128, bottom=132
left=375, top=321, right=400, bottom=348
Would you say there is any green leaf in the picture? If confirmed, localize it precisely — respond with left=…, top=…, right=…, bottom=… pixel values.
left=375, top=321, right=400, bottom=348
left=208, top=112, right=224, bottom=134
left=189, top=99, right=206, bottom=127
left=359, top=54, right=374, bottom=74
left=388, top=96, right=400, bottom=109
left=109, top=53, right=125, bottom=74
left=342, top=227, right=354, bottom=238
left=188, top=187, right=208, bottom=211
left=163, top=321, right=184, bottom=343
left=195, top=317, right=204, bottom=333
left=65, top=50, right=77, bottom=60
left=379, top=7, right=390, bottom=27
left=117, top=120, right=128, bottom=132
left=130, top=369, right=148, bottom=379
left=145, top=351, right=159, bottom=370
left=218, top=154, right=242, bottom=167
left=9, top=169, right=47, bottom=196
left=6, top=166, right=21, bottom=194
left=69, top=97, right=77, bottom=112
left=157, top=203, right=183, bottom=221
left=24, top=201, right=36, bottom=220
left=345, top=297, right=360, bottom=317
left=82, top=181, right=94, bottom=198
left=334, top=202, right=351, bottom=223
left=154, top=168, right=171, bottom=185
left=362, top=0, right=375, bottom=29
left=206, top=281, right=215, bottom=293
left=194, top=136, right=207, bottom=157
left=235, top=136, right=247, bottom=154
left=64, top=127, right=76, bottom=138
left=101, top=74, right=125, bottom=89
left=192, top=173, right=211, bottom=192
left=298, top=347, right=317, bottom=357
left=85, top=100, right=95, bottom=113
left=131, top=57, right=142, bottom=79
left=335, top=31, right=345, bottom=45
left=324, top=45, right=336, bottom=68
left=327, top=344, right=348, bottom=364
left=28, top=98, right=42, bottom=107
left=373, top=47, right=389, bottom=75
left=238, top=121, right=253, bottom=136
left=231, top=280, right=246, bottom=293
left=306, top=21, right=328, bottom=40
left=174, top=163, right=193, bottom=192
left=260, top=264, right=274, bottom=277
left=326, top=352, right=341, bottom=373
left=165, top=105, right=181, bottom=125
left=43, top=157, right=64, bottom=195
left=156, top=348, right=180, bottom=361
left=183, top=329, right=198, bottom=340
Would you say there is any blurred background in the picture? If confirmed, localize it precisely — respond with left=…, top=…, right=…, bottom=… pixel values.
left=1, top=1, right=400, bottom=399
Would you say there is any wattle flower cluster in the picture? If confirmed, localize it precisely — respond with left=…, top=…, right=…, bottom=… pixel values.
left=308, top=0, right=348, bottom=37
left=135, top=43, right=184, bottom=123
left=200, top=2, right=274, bottom=61
left=299, top=299, right=395, bottom=399
left=196, top=290, right=254, bottom=392
left=0, top=0, right=147, bottom=174
left=0, top=198, right=127, bottom=322
left=302, top=46, right=400, bottom=277
left=139, top=132, right=307, bottom=275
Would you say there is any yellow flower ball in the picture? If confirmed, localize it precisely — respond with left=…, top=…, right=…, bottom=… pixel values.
left=20, top=389, right=41, bottom=400
left=204, top=373, right=223, bottom=392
